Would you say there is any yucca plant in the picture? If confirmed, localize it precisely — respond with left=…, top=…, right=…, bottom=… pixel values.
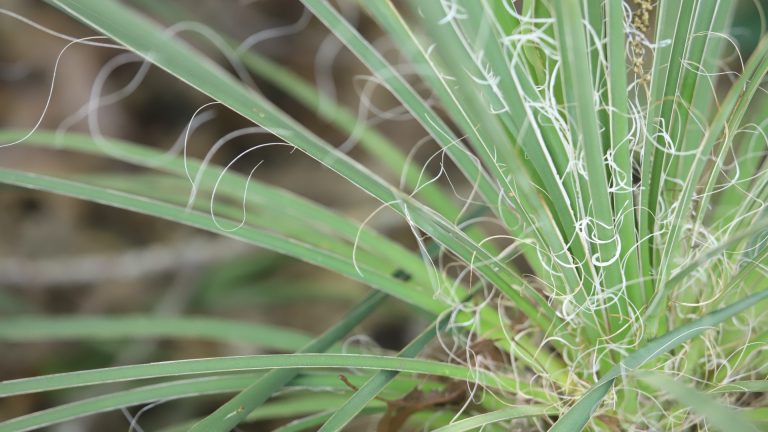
left=1, top=0, right=768, bottom=430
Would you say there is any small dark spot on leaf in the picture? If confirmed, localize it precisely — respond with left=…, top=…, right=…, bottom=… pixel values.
left=391, top=268, right=412, bottom=282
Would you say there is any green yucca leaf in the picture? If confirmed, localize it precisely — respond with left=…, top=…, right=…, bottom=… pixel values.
left=0, top=315, right=313, bottom=352
left=431, top=406, right=557, bottom=432
left=0, top=376, right=250, bottom=432
left=711, top=380, right=768, bottom=393
left=0, top=353, right=524, bottom=398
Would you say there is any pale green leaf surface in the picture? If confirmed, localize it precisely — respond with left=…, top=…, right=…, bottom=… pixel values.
left=0, top=315, right=312, bottom=352
left=640, top=372, right=758, bottom=432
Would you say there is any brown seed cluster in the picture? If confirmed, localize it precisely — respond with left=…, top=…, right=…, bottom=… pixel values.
left=630, top=0, right=654, bottom=84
